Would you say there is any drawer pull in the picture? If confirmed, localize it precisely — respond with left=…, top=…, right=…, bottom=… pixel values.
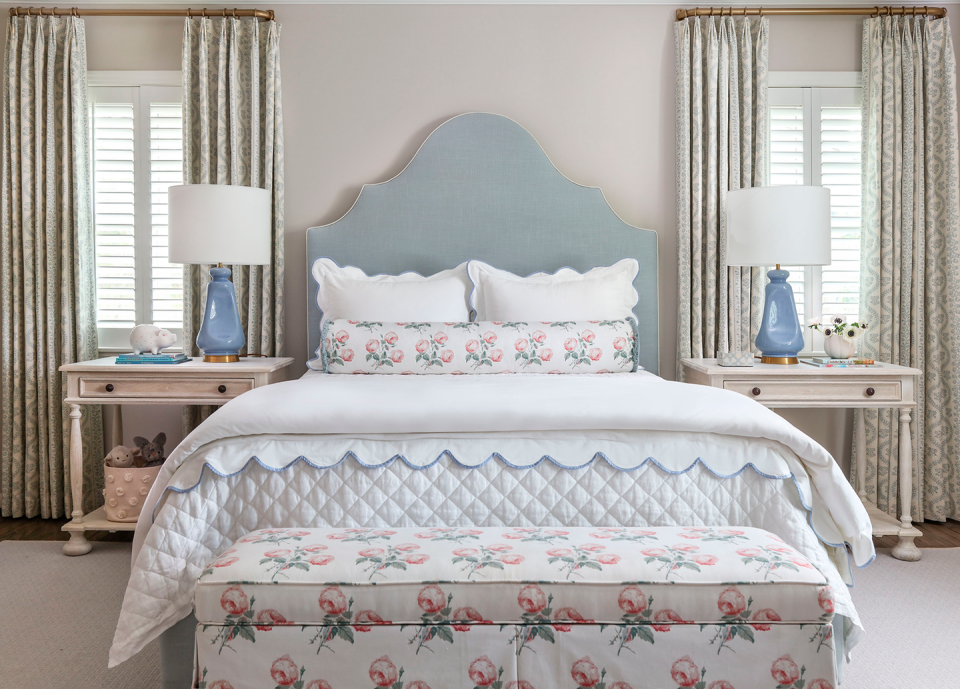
left=105, top=383, right=114, bottom=392
left=218, top=385, right=227, bottom=394
left=865, top=387, right=875, bottom=397
left=751, top=387, right=761, bottom=397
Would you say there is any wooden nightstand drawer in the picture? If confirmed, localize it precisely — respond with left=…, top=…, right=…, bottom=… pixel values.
left=722, top=379, right=902, bottom=404
left=78, top=376, right=255, bottom=400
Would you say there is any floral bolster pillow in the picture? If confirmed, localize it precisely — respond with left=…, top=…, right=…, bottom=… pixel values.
left=321, top=319, right=639, bottom=374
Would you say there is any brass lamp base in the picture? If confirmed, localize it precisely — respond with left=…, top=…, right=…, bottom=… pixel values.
left=760, top=356, right=799, bottom=365
left=203, top=354, right=240, bottom=363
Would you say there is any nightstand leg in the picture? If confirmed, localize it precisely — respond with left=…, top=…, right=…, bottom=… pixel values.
left=892, top=408, right=921, bottom=562
left=855, top=409, right=867, bottom=500
left=107, top=404, right=123, bottom=449
left=63, top=404, right=92, bottom=556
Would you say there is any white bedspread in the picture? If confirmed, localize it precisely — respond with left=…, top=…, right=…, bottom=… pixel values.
left=111, top=371, right=873, bottom=667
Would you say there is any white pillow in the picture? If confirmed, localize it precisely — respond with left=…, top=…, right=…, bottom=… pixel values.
left=467, top=259, right=640, bottom=321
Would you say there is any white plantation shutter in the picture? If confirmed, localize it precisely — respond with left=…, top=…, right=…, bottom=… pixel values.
left=89, top=79, right=182, bottom=349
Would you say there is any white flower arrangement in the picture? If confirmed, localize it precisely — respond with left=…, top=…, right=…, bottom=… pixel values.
left=807, top=315, right=868, bottom=340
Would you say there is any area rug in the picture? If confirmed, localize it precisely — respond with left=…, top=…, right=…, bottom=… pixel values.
left=0, top=542, right=955, bottom=688
left=0, top=541, right=160, bottom=689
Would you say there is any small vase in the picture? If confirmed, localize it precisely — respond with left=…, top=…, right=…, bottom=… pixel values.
left=823, top=333, right=857, bottom=359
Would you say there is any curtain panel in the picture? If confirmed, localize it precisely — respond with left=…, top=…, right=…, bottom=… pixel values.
left=1, top=16, right=103, bottom=518
left=675, top=16, right=769, bottom=376
left=859, top=16, right=960, bottom=522
left=181, top=17, right=285, bottom=431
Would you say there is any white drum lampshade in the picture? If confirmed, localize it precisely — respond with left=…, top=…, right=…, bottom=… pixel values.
left=724, top=186, right=831, bottom=365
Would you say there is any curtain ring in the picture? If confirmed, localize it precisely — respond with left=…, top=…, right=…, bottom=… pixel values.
left=201, top=7, right=207, bottom=17
left=759, top=6, right=763, bottom=17
left=233, top=8, right=238, bottom=17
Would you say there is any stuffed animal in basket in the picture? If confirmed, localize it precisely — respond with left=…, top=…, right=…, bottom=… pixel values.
left=134, top=433, right=167, bottom=467
left=104, top=445, right=138, bottom=468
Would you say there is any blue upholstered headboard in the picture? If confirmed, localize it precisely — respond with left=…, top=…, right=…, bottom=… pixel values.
left=306, top=113, right=660, bottom=374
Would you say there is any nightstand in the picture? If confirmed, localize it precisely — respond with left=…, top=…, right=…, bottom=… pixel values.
left=58, top=356, right=295, bottom=555
left=679, top=357, right=923, bottom=561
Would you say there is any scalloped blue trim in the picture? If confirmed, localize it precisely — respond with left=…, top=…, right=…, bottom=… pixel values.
left=154, top=450, right=863, bottom=586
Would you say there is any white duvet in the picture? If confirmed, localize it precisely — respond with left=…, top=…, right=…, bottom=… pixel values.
left=111, top=371, right=874, bottom=666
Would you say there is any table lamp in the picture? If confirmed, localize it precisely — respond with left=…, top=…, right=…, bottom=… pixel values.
left=168, top=184, right=272, bottom=363
left=725, top=186, right=831, bottom=364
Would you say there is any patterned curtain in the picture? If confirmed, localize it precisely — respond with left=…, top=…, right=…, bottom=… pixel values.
left=675, top=16, right=769, bottom=377
left=858, top=16, right=960, bottom=523
left=181, top=17, right=285, bottom=432
left=1, top=16, right=103, bottom=517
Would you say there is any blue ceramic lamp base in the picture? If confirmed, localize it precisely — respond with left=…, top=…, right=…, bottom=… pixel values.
left=196, top=266, right=246, bottom=363
left=755, top=268, right=804, bottom=365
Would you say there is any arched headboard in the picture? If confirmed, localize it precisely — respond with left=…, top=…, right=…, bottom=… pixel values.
left=306, top=113, right=660, bottom=374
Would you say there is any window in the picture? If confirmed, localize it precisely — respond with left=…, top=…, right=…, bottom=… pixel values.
left=88, top=73, right=183, bottom=350
left=768, top=74, right=862, bottom=353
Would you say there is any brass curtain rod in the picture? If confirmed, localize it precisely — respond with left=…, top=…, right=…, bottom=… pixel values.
left=676, top=5, right=945, bottom=20
left=8, top=6, right=275, bottom=20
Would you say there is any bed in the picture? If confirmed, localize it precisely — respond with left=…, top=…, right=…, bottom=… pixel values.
left=108, top=113, right=873, bottom=687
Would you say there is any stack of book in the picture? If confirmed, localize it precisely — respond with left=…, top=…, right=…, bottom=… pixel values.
left=116, top=353, right=190, bottom=365
left=801, top=357, right=879, bottom=368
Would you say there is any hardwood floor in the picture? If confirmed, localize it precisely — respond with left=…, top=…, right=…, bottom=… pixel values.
left=1, top=515, right=958, bottom=547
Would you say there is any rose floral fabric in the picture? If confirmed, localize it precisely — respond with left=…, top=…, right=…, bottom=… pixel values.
left=195, top=526, right=833, bottom=632
left=321, top=320, right=638, bottom=374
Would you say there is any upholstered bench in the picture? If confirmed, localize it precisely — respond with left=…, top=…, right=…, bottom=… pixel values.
left=193, top=526, right=838, bottom=689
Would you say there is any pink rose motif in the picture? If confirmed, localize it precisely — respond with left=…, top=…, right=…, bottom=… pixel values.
left=213, top=557, right=239, bottom=568
left=808, top=680, right=834, bottom=689
left=532, top=330, right=547, bottom=343
left=588, top=347, right=602, bottom=361
left=618, top=586, right=647, bottom=614
left=642, top=548, right=666, bottom=557
left=613, top=337, right=627, bottom=350
left=335, top=330, right=349, bottom=343
left=326, top=532, right=349, bottom=540
left=365, top=339, right=379, bottom=353
left=719, top=529, right=744, bottom=535
left=303, top=544, right=328, bottom=553
left=501, top=554, right=525, bottom=565
left=390, top=350, right=404, bottom=364
left=695, top=554, right=718, bottom=566
left=306, top=681, right=333, bottom=689
left=466, top=340, right=480, bottom=353
left=553, top=606, right=591, bottom=632
left=540, top=348, right=554, bottom=362
left=308, top=555, right=334, bottom=566
left=570, top=657, right=601, bottom=687
left=652, top=608, right=685, bottom=631
left=515, top=338, right=529, bottom=352
left=750, top=608, right=781, bottom=631
left=348, top=320, right=359, bottom=324
left=352, top=370, right=367, bottom=375
left=208, top=681, right=235, bottom=689
left=369, top=656, right=399, bottom=687
left=632, top=529, right=657, bottom=536
left=597, top=554, right=621, bottom=565
left=264, top=548, right=292, bottom=558
left=341, top=349, right=355, bottom=362
left=384, top=331, right=398, bottom=345
left=418, top=584, right=446, bottom=613
left=505, top=683, right=536, bottom=689
left=490, top=349, right=504, bottom=362
left=434, top=332, right=448, bottom=345
left=581, top=544, right=605, bottom=552
left=718, top=586, right=747, bottom=616
left=582, top=329, right=596, bottom=343
left=406, top=682, right=431, bottom=689
left=405, top=553, right=429, bottom=564
left=220, top=586, right=249, bottom=615
left=671, top=656, right=700, bottom=687
left=395, top=543, right=420, bottom=552
left=220, top=548, right=237, bottom=556
left=767, top=545, right=794, bottom=554
left=736, top=548, right=761, bottom=557
left=270, top=655, right=300, bottom=687
left=564, top=338, right=577, bottom=351
left=673, top=544, right=699, bottom=552
left=452, top=606, right=485, bottom=631
left=514, top=527, right=538, bottom=532
left=483, top=331, right=498, bottom=344
left=462, top=529, right=483, bottom=535
left=589, top=531, right=613, bottom=539
left=547, top=548, right=572, bottom=557
left=792, top=557, right=814, bottom=568
left=440, top=349, right=454, bottom=363
left=678, top=532, right=702, bottom=539
left=358, top=548, right=384, bottom=558
left=487, top=543, right=512, bottom=552
left=707, top=682, right=735, bottom=689
left=609, top=684, right=635, bottom=689
left=319, top=587, right=348, bottom=615
left=453, top=548, right=479, bottom=557
left=468, top=656, right=499, bottom=686
left=685, top=527, right=709, bottom=532
left=353, top=609, right=386, bottom=632
left=545, top=529, right=569, bottom=536
left=518, top=584, right=547, bottom=613
left=771, top=655, right=801, bottom=686
left=416, top=339, right=429, bottom=353
left=414, top=532, right=435, bottom=539
left=254, top=608, right=287, bottom=631
left=818, top=587, right=835, bottom=614
left=502, top=532, right=524, bottom=540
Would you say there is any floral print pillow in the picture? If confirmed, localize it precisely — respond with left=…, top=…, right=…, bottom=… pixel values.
left=321, top=319, right=639, bottom=374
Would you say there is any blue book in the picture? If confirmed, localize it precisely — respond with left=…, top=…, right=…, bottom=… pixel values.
left=116, top=353, right=190, bottom=365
